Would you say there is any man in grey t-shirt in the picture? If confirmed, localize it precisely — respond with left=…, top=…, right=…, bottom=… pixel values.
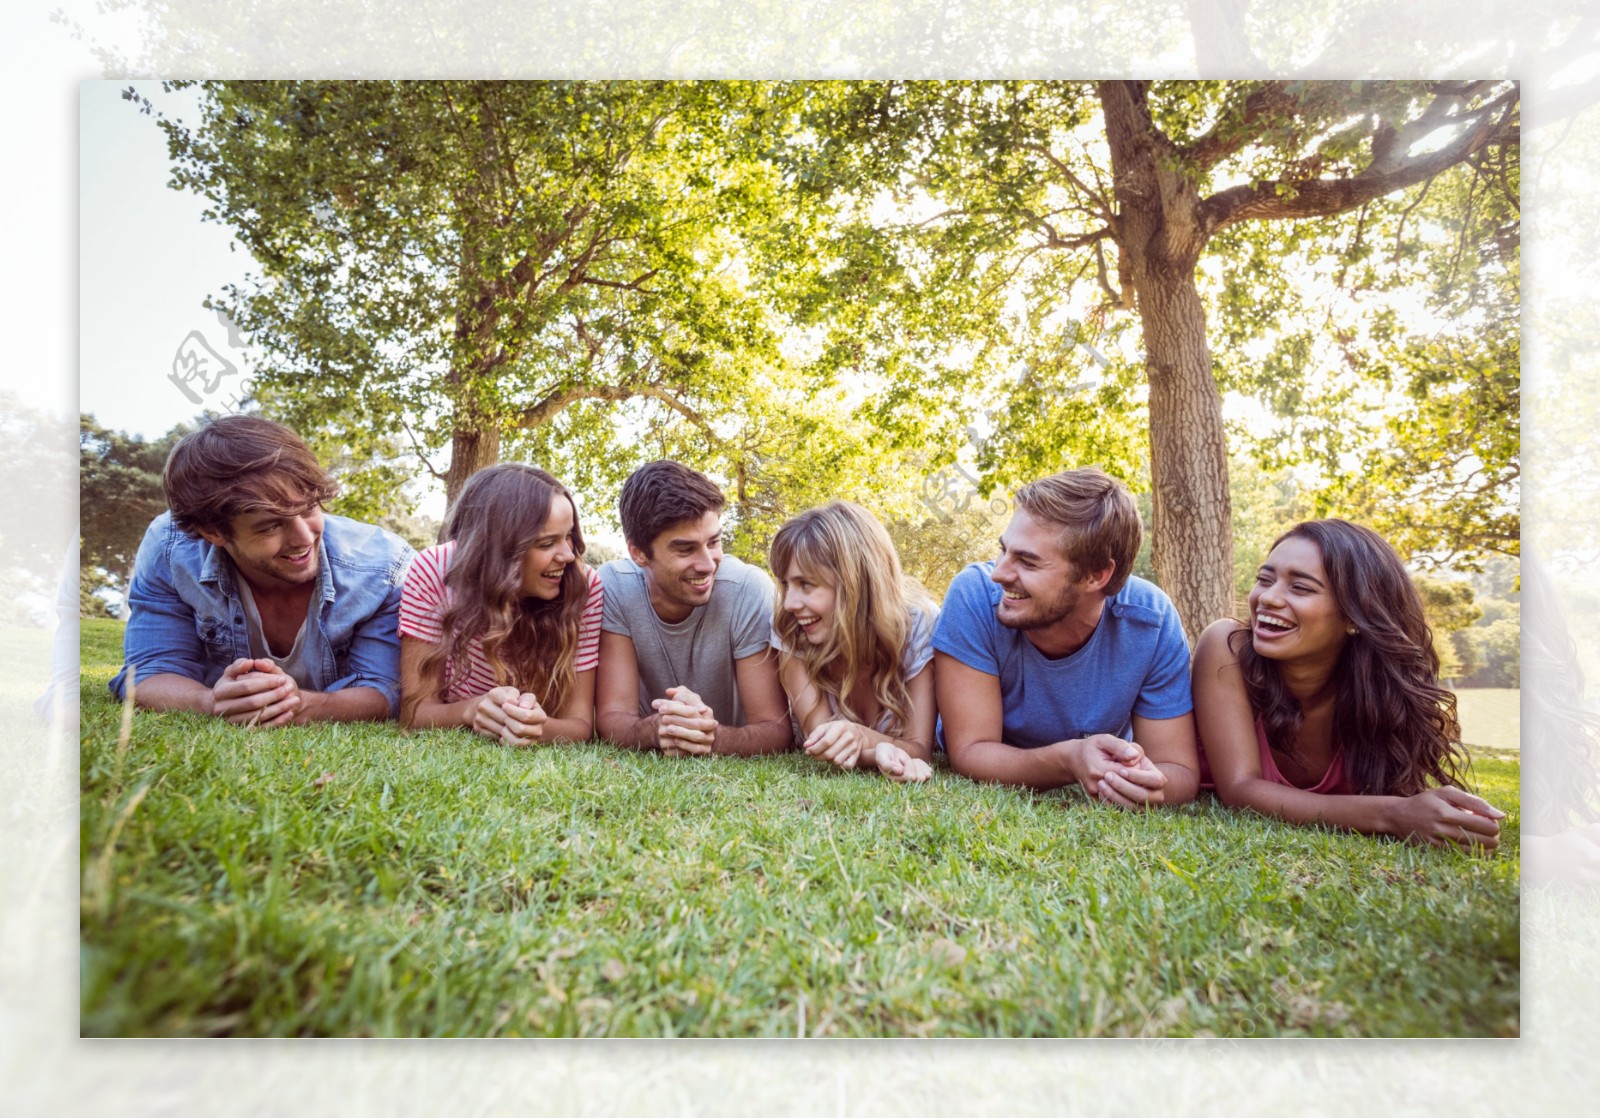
left=595, top=461, right=791, bottom=757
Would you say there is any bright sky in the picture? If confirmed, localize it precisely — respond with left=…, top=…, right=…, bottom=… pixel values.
left=80, top=79, right=263, bottom=440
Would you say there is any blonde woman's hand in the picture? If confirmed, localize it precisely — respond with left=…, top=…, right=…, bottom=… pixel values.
left=804, top=719, right=872, bottom=770
left=874, top=742, right=932, bottom=784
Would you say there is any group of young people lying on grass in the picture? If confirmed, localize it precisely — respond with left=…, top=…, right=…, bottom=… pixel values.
left=111, top=416, right=1504, bottom=852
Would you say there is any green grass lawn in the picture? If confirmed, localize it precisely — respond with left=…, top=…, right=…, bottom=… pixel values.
left=1457, top=687, right=1520, bottom=751
left=80, top=618, right=1519, bottom=1037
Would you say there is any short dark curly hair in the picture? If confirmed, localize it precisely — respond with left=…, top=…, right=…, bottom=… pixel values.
left=164, top=415, right=339, bottom=540
left=618, top=460, right=726, bottom=557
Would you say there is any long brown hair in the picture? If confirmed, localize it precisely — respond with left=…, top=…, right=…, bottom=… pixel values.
left=403, top=463, right=589, bottom=723
left=1233, top=519, right=1467, bottom=796
left=769, top=501, right=932, bottom=737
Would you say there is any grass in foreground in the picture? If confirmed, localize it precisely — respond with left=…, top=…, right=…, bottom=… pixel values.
left=80, top=618, right=1519, bottom=1037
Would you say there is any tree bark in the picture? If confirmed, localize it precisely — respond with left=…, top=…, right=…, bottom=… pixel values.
left=443, top=424, right=501, bottom=506
left=1099, top=81, right=1236, bottom=642
left=1137, top=263, right=1236, bottom=640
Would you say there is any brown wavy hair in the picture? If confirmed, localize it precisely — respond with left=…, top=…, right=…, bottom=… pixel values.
left=768, top=501, right=933, bottom=737
left=164, top=415, right=339, bottom=538
left=1232, top=519, right=1468, bottom=796
left=403, top=463, right=590, bottom=723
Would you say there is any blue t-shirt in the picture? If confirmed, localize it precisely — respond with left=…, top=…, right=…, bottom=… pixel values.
left=932, top=562, right=1193, bottom=749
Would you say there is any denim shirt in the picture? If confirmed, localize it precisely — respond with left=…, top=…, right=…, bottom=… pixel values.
left=109, top=511, right=415, bottom=717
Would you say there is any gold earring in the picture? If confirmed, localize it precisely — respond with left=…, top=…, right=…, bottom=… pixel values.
left=1346, top=626, right=1358, bottom=636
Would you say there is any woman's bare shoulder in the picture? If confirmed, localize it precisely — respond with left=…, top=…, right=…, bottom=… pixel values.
left=1195, top=617, right=1246, bottom=655
left=1193, top=619, right=1251, bottom=686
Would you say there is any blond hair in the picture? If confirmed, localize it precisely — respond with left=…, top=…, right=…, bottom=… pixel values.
left=768, top=501, right=931, bottom=736
left=1013, top=467, right=1142, bottom=595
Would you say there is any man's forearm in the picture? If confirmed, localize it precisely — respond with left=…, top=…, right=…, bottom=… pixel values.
left=127, top=672, right=215, bottom=714
left=294, top=686, right=392, bottom=725
left=949, top=738, right=1077, bottom=791
left=597, top=708, right=662, bottom=750
left=1153, top=761, right=1199, bottom=806
left=713, top=716, right=794, bottom=757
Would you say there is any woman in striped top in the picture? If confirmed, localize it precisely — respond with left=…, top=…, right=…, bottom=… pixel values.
left=399, top=463, right=602, bottom=745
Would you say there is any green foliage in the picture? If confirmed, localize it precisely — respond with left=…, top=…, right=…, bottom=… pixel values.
left=1414, top=575, right=1482, bottom=681
left=79, top=413, right=191, bottom=592
left=885, top=487, right=1012, bottom=600
left=143, top=80, right=1519, bottom=618
left=770, top=80, right=1518, bottom=642
left=1226, top=457, right=1311, bottom=609
left=1460, top=609, right=1522, bottom=689
left=1315, top=149, right=1520, bottom=567
left=81, top=618, right=1518, bottom=1038
left=1453, top=556, right=1521, bottom=688
left=80, top=568, right=117, bottom=619
left=153, top=81, right=818, bottom=504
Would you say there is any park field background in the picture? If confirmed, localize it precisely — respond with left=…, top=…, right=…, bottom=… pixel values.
left=77, top=618, right=1519, bottom=1037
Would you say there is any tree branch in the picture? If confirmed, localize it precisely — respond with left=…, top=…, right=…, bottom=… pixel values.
left=1179, top=82, right=1295, bottom=171
left=514, top=377, right=725, bottom=450
left=580, top=269, right=661, bottom=293
left=398, top=415, right=447, bottom=482
left=1200, top=89, right=1518, bottom=235
left=1022, top=142, right=1114, bottom=221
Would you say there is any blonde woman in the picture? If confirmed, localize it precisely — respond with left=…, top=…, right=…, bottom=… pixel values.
left=769, top=501, right=937, bottom=782
left=399, top=463, right=601, bottom=745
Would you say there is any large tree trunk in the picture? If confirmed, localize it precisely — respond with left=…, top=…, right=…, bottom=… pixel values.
left=443, top=424, right=501, bottom=507
left=1137, top=263, right=1236, bottom=640
left=1099, top=81, right=1235, bottom=642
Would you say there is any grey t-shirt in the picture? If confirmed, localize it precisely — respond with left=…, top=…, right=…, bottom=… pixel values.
left=598, top=553, right=775, bottom=725
left=236, top=574, right=318, bottom=690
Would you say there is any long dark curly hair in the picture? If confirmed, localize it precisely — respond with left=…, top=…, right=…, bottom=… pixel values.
left=1232, top=519, right=1468, bottom=796
left=402, top=463, right=590, bottom=723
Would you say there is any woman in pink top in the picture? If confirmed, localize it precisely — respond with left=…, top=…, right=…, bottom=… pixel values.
left=399, top=463, right=602, bottom=745
left=1192, top=519, right=1504, bottom=849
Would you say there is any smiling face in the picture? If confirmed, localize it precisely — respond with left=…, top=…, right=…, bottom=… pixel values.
left=990, top=507, right=1093, bottom=632
left=1248, top=534, right=1352, bottom=663
left=631, top=510, right=724, bottom=622
left=782, top=561, right=838, bottom=646
left=202, top=505, right=324, bottom=592
left=517, top=496, right=579, bottom=601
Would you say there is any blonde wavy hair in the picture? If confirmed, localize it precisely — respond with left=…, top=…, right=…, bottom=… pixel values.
left=402, top=463, right=589, bottom=725
left=768, top=500, right=932, bottom=737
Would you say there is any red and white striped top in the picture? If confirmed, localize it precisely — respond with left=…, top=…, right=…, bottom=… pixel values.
left=399, top=540, right=603, bottom=703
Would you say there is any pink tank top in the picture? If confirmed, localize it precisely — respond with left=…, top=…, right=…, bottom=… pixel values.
left=1199, top=718, right=1353, bottom=794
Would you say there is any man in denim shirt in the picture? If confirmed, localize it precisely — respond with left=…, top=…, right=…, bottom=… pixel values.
left=109, top=416, right=414, bottom=725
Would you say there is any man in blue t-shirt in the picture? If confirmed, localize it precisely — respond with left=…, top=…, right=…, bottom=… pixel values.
left=933, top=467, right=1199, bottom=807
